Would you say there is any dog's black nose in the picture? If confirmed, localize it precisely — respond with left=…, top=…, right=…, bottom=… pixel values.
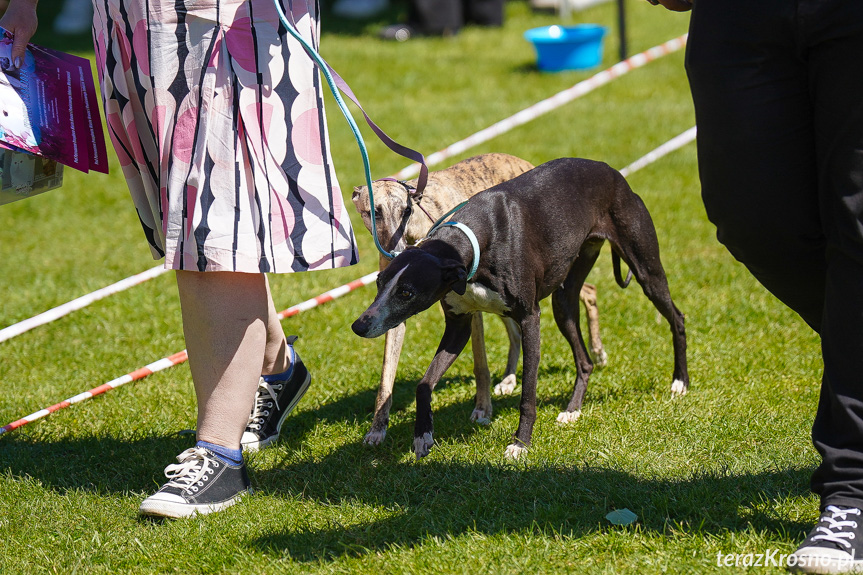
left=351, top=316, right=370, bottom=337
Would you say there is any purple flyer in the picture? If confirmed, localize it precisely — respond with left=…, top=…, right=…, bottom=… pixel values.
left=0, top=28, right=108, bottom=175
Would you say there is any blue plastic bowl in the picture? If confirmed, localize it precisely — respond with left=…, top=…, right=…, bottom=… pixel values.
left=524, top=24, right=608, bottom=72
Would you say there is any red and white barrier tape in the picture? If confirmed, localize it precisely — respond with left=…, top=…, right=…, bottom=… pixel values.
left=0, top=271, right=379, bottom=435
left=276, top=272, right=378, bottom=320
left=0, top=265, right=169, bottom=344
left=393, top=34, right=688, bottom=181
left=0, top=351, right=190, bottom=436
left=620, top=126, right=696, bottom=178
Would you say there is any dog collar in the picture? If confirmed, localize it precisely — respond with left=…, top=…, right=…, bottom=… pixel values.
left=375, top=177, right=417, bottom=195
left=375, top=177, right=436, bottom=224
left=438, top=221, right=480, bottom=281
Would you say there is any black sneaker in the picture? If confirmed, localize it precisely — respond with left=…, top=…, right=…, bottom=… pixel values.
left=791, top=505, right=863, bottom=573
left=241, top=337, right=311, bottom=452
left=138, top=447, right=251, bottom=518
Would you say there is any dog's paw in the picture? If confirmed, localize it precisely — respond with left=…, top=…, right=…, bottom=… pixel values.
left=471, top=409, right=491, bottom=426
left=556, top=410, right=582, bottom=424
left=413, top=432, right=434, bottom=459
left=670, top=379, right=688, bottom=397
left=591, top=348, right=609, bottom=368
left=363, top=428, right=387, bottom=446
left=504, top=443, right=528, bottom=460
left=494, top=375, right=517, bottom=396
left=470, top=406, right=492, bottom=426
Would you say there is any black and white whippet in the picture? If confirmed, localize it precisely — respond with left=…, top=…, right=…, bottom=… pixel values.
left=352, top=158, right=688, bottom=459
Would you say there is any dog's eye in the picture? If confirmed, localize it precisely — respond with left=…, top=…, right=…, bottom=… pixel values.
left=398, top=289, right=413, bottom=299
left=374, top=208, right=383, bottom=220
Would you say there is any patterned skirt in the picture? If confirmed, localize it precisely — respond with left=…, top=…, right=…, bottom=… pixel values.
left=92, top=0, right=358, bottom=272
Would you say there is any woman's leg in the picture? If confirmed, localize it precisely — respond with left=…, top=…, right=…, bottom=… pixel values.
left=176, top=270, right=269, bottom=449
left=240, top=276, right=312, bottom=452
left=262, top=276, right=290, bottom=377
left=690, top=0, right=863, bottom=507
left=139, top=271, right=266, bottom=517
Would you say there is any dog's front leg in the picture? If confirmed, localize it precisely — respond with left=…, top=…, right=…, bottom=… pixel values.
left=505, top=312, right=540, bottom=460
left=470, top=312, right=493, bottom=425
left=414, top=314, right=473, bottom=459
left=365, top=322, right=406, bottom=445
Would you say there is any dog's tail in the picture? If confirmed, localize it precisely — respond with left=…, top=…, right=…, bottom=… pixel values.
left=612, top=252, right=633, bottom=289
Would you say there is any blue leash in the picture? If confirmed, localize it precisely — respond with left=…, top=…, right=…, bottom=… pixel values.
left=272, top=2, right=428, bottom=260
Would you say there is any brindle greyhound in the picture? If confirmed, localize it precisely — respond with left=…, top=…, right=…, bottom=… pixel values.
left=352, top=153, right=607, bottom=445
left=352, top=158, right=688, bottom=459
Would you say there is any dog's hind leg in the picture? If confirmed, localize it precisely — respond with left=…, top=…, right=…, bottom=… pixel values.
left=364, top=322, right=406, bottom=446
left=494, top=317, right=522, bottom=396
left=610, top=200, right=689, bottom=396
left=470, top=312, right=493, bottom=425
left=620, top=248, right=688, bottom=396
left=414, top=314, right=473, bottom=459
left=553, top=245, right=603, bottom=424
left=579, top=283, right=608, bottom=367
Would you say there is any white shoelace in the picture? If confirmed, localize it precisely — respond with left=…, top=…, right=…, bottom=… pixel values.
left=245, top=379, right=283, bottom=431
left=163, top=447, right=218, bottom=492
left=811, top=505, right=862, bottom=549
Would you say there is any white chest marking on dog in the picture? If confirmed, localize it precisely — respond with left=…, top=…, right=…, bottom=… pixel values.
left=444, top=283, right=510, bottom=316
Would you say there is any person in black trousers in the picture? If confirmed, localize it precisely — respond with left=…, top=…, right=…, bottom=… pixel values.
left=654, top=0, right=863, bottom=572
left=380, top=0, right=504, bottom=40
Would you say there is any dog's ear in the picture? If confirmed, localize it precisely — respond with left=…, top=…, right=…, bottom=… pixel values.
left=442, top=260, right=468, bottom=295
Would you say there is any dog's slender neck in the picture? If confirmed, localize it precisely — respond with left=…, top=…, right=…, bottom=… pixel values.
left=420, top=227, right=481, bottom=279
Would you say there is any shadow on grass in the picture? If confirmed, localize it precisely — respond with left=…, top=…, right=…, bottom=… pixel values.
left=251, top=446, right=814, bottom=562
left=0, top=373, right=469, bottom=493
left=0, top=359, right=649, bottom=495
left=274, top=363, right=615, bottom=451
left=256, top=384, right=814, bottom=562
left=0, top=380, right=814, bottom=561
left=0, top=431, right=196, bottom=493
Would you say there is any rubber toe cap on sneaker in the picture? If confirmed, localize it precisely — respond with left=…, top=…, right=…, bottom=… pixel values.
left=139, top=493, right=194, bottom=519
left=143, top=492, right=187, bottom=505
left=790, top=547, right=862, bottom=574
left=240, top=431, right=263, bottom=452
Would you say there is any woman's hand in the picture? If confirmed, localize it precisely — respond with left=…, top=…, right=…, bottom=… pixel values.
left=0, top=0, right=38, bottom=68
left=646, top=0, right=692, bottom=11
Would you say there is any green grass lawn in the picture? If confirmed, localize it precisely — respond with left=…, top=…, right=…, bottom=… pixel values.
left=0, top=1, right=823, bottom=573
